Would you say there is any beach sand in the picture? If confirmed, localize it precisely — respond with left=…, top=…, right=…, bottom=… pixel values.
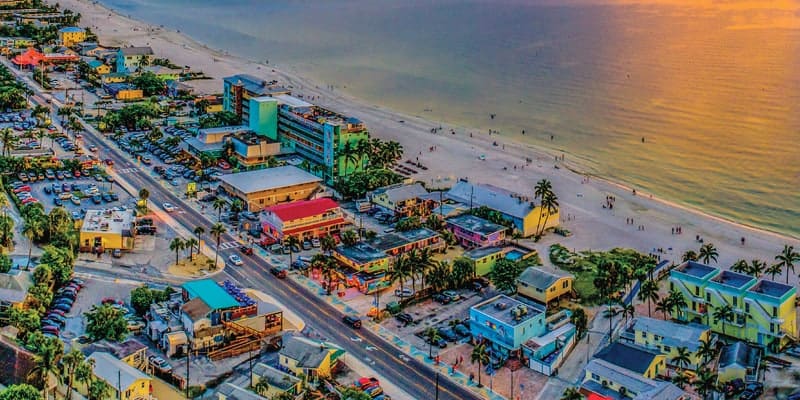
left=58, top=0, right=798, bottom=280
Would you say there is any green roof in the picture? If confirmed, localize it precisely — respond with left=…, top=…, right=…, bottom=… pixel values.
left=181, top=279, right=239, bottom=310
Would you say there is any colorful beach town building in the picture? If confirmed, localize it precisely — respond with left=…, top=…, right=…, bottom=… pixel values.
left=251, top=363, right=303, bottom=398
left=116, top=46, right=154, bottom=73
left=86, top=352, right=153, bottom=400
left=370, top=183, right=436, bottom=218
left=279, top=335, right=345, bottom=381
left=261, top=198, right=347, bottom=242
left=669, top=261, right=797, bottom=350
left=469, top=295, right=576, bottom=376
left=87, top=59, right=111, bottom=75
left=516, top=266, right=574, bottom=305
left=717, top=341, right=762, bottom=383
left=333, top=228, right=443, bottom=274
left=462, top=244, right=537, bottom=277
left=445, top=213, right=507, bottom=248
left=217, top=166, right=323, bottom=212
left=332, top=242, right=391, bottom=274
left=57, top=26, right=85, bottom=47
left=78, top=209, right=136, bottom=252
left=445, top=181, right=559, bottom=237
left=620, top=317, right=713, bottom=371
left=223, top=74, right=290, bottom=122
left=580, top=342, right=689, bottom=400
left=0, top=37, right=34, bottom=54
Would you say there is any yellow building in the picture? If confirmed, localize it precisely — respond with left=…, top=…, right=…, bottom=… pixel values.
left=718, top=342, right=761, bottom=384
left=79, top=209, right=136, bottom=252
left=102, top=73, right=128, bottom=84
left=57, top=27, right=86, bottom=47
left=623, top=317, right=713, bottom=371
left=279, top=336, right=345, bottom=381
left=0, top=270, right=34, bottom=325
left=117, top=88, right=144, bottom=101
left=88, top=60, right=111, bottom=75
left=80, top=339, right=149, bottom=371
left=516, top=266, right=573, bottom=304
left=371, top=183, right=435, bottom=218
left=218, top=166, right=322, bottom=212
left=87, top=352, right=153, bottom=400
left=252, top=363, right=302, bottom=398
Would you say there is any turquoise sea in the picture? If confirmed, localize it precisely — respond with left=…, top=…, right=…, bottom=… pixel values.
left=99, top=0, right=800, bottom=238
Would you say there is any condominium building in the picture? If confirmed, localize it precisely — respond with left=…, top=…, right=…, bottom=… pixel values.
left=669, top=261, right=797, bottom=350
left=116, top=46, right=154, bottom=73
left=445, top=214, right=507, bottom=248
left=222, top=74, right=289, bottom=123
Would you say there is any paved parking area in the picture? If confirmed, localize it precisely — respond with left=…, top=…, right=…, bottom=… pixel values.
left=61, top=277, right=141, bottom=342
left=21, top=173, right=133, bottom=214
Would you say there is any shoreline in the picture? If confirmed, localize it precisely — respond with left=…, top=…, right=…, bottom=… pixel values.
left=54, top=0, right=798, bottom=260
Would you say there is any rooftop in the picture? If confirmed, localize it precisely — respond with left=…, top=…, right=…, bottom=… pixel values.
left=88, top=352, right=150, bottom=390
left=369, top=228, right=440, bottom=252
left=252, top=362, right=301, bottom=390
left=748, top=279, right=795, bottom=299
left=216, top=383, right=265, bottom=400
left=0, top=270, right=33, bottom=304
left=710, top=270, right=755, bottom=289
left=719, top=341, right=761, bottom=369
left=274, top=94, right=313, bottom=109
left=181, top=279, right=240, bottom=311
left=445, top=181, right=536, bottom=219
left=80, top=338, right=147, bottom=360
left=219, top=166, right=321, bottom=194
left=183, top=137, right=224, bottom=154
left=464, top=246, right=505, bottom=260
left=230, top=130, right=280, bottom=146
left=276, top=94, right=363, bottom=129
left=517, top=267, right=572, bottom=291
left=265, top=198, right=340, bottom=222
left=224, top=74, right=290, bottom=96
left=280, top=335, right=341, bottom=369
left=595, top=342, right=662, bottom=375
left=446, top=214, right=507, bottom=236
left=199, top=125, right=249, bottom=137
left=335, top=242, right=389, bottom=265
left=372, top=183, right=429, bottom=204
left=58, top=26, right=83, bottom=33
left=181, top=297, right=211, bottom=321
left=119, top=46, right=154, bottom=56
left=631, top=317, right=708, bottom=352
left=472, top=295, right=543, bottom=327
left=80, top=209, right=135, bottom=235
left=583, top=359, right=659, bottom=396
left=673, top=261, right=718, bottom=279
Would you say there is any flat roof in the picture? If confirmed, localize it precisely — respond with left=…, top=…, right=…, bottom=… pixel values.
left=199, top=125, right=249, bottom=135
left=252, top=363, right=300, bottom=390
left=274, top=94, right=314, bottom=109
left=369, top=228, right=439, bottom=252
left=88, top=352, right=150, bottom=390
left=446, top=181, right=536, bottom=220
left=748, top=280, right=795, bottom=299
left=183, top=137, right=223, bottom=153
left=447, top=214, right=506, bottom=236
left=336, top=242, right=388, bottom=265
left=119, top=46, right=153, bottom=56
left=472, top=295, right=543, bottom=327
left=223, top=74, right=290, bottom=96
left=219, top=166, right=321, bottom=194
left=182, top=279, right=240, bottom=311
left=80, top=209, right=135, bottom=235
left=464, top=246, right=505, bottom=260
left=266, top=198, right=339, bottom=222
left=673, top=260, right=718, bottom=279
left=711, top=270, right=755, bottom=289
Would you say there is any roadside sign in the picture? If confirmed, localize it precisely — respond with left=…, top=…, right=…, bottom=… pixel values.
left=187, top=182, right=196, bottom=194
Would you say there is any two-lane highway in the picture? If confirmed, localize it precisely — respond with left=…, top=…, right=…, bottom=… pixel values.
left=76, top=120, right=482, bottom=400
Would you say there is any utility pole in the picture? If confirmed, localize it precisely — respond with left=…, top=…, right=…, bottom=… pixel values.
left=248, top=344, right=254, bottom=387
left=510, top=368, right=514, bottom=400
left=434, top=371, right=439, bottom=400
left=185, top=345, right=190, bottom=399
left=117, top=369, right=122, bottom=400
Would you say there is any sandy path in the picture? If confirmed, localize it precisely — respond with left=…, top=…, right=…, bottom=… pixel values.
left=54, top=0, right=798, bottom=280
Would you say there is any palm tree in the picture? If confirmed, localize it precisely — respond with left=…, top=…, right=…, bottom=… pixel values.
left=74, top=359, right=94, bottom=396
left=193, top=226, right=205, bottom=246
left=533, top=179, right=553, bottom=238
left=22, top=216, right=45, bottom=270
left=1, top=127, right=17, bottom=156
left=416, top=248, right=435, bottom=289
left=673, top=346, right=692, bottom=371
left=252, top=378, right=270, bottom=396
left=61, top=348, right=84, bottom=400
left=210, top=223, right=226, bottom=269
left=696, top=337, right=717, bottom=365
left=731, top=259, right=749, bottom=274
left=284, top=236, right=300, bottom=266
left=470, top=344, right=489, bottom=388
left=538, top=191, right=560, bottom=237
left=667, top=289, right=687, bottom=320
left=671, top=372, right=690, bottom=389
left=137, top=188, right=149, bottom=208
left=637, top=279, right=659, bottom=318
left=603, top=302, right=621, bottom=338
left=88, top=379, right=110, bottom=400
left=169, top=237, right=185, bottom=265
left=693, top=367, right=718, bottom=400
left=389, top=255, right=410, bottom=295
left=423, top=327, right=441, bottom=359
left=621, top=303, right=635, bottom=325
left=185, top=238, right=199, bottom=261
left=28, top=339, right=63, bottom=399
left=682, top=250, right=698, bottom=262
left=765, top=262, right=782, bottom=281
left=655, top=297, right=672, bottom=320
left=698, top=243, right=718, bottom=264
left=748, top=259, right=766, bottom=278
left=560, top=387, right=583, bottom=400
left=212, top=198, right=227, bottom=221
left=774, top=244, right=799, bottom=285
left=712, top=304, right=734, bottom=336
left=320, top=234, right=336, bottom=257
left=426, top=261, right=451, bottom=293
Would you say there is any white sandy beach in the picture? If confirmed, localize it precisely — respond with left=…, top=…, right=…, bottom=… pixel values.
left=57, top=0, right=798, bottom=280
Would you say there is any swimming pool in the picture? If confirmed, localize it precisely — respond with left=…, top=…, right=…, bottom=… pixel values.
left=505, top=250, right=526, bottom=261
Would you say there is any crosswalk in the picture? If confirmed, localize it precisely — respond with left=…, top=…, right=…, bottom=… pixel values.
left=116, top=167, right=139, bottom=174
left=217, top=241, right=240, bottom=250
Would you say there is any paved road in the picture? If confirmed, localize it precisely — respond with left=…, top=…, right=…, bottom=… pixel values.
left=57, top=106, right=481, bottom=400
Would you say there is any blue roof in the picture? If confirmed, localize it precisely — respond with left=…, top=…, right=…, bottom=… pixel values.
left=182, top=279, right=240, bottom=310
left=711, top=270, right=755, bottom=289
left=595, top=342, right=661, bottom=375
left=87, top=60, right=104, bottom=68
left=673, top=260, right=718, bottom=279
left=58, top=26, right=83, bottom=33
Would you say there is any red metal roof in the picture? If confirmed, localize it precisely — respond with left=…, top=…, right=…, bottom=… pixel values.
left=266, top=198, right=340, bottom=222
left=282, top=218, right=346, bottom=236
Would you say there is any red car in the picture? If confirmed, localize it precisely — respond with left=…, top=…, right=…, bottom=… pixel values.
left=217, top=160, right=231, bottom=170
left=12, top=185, right=31, bottom=193
left=21, top=197, right=38, bottom=204
left=104, top=159, right=114, bottom=166
left=73, top=170, right=81, bottom=177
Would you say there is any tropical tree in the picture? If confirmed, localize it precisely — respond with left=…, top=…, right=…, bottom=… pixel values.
left=470, top=344, right=490, bottom=388
left=712, top=304, right=734, bottom=336
left=560, top=388, right=583, bottom=400
left=22, top=216, right=45, bottom=269
left=765, top=262, right=782, bottom=281
left=169, top=237, right=185, bottom=265
left=450, top=257, right=473, bottom=289
left=85, top=304, right=127, bottom=341
left=637, top=279, right=659, bottom=318
left=137, top=188, right=149, bottom=208
left=416, top=248, right=435, bottom=289
left=671, top=372, right=690, bottom=389
left=389, top=255, right=411, bottom=295
left=284, top=235, right=301, bottom=266
left=0, top=127, right=17, bottom=156
left=696, top=337, right=717, bottom=365
left=667, top=289, right=687, bottom=320
left=74, top=359, right=94, bottom=396
left=731, top=259, right=749, bottom=274
left=426, top=261, right=451, bottom=293
left=185, top=238, right=199, bottom=261
left=655, top=297, right=672, bottom=320
left=747, top=259, right=766, bottom=279
left=423, top=327, right=441, bottom=359
left=341, top=230, right=359, bottom=246
left=538, top=191, right=560, bottom=237
left=693, top=367, right=718, bottom=399
left=774, top=244, right=799, bottom=285
left=673, top=346, right=692, bottom=371
left=61, top=349, right=84, bottom=400
left=210, top=223, right=226, bottom=269
left=621, top=303, right=635, bottom=325
left=27, top=338, right=63, bottom=399
left=570, top=307, right=588, bottom=339
left=88, top=379, right=110, bottom=400
left=698, top=243, right=718, bottom=264
left=603, top=302, right=621, bottom=338
left=252, top=378, right=270, bottom=396
left=0, top=384, right=42, bottom=400
left=212, top=198, right=227, bottom=221
left=8, top=307, right=40, bottom=340
left=682, top=250, right=698, bottom=262
left=320, top=234, right=336, bottom=256
left=193, top=226, right=205, bottom=246
left=488, top=258, right=524, bottom=293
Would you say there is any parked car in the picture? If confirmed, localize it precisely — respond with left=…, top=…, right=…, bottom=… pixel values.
left=432, top=294, right=451, bottom=304
left=394, top=288, right=414, bottom=298
left=302, top=241, right=312, bottom=250
left=723, top=379, right=746, bottom=396
left=453, top=324, right=470, bottom=338
left=149, top=356, right=173, bottom=372
left=739, top=383, right=764, bottom=400
left=442, top=290, right=461, bottom=302
left=395, top=313, right=414, bottom=325
left=112, top=249, right=122, bottom=258
left=270, top=267, right=288, bottom=279
left=438, top=328, right=459, bottom=342
left=311, top=238, right=321, bottom=248
left=342, top=315, right=362, bottom=329
left=162, top=203, right=176, bottom=212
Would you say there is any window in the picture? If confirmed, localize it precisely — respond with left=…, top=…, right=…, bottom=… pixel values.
left=591, top=373, right=600, bottom=381
left=732, top=297, right=737, bottom=307
left=694, top=286, right=699, bottom=296
left=745, top=303, right=749, bottom=313
left=773, top=306, right=778, bottom=317
left=706, top=293, right=711, bottom=302
left=562, top=281, right=569, bottom=289
left=663, top=345, right=671, bottom=352
left=770, top=323, right=775, bottom=333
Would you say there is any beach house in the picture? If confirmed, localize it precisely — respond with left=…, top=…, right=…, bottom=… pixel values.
left=516, top=266, right=574, bottom=305
left=279, top=335, right=345, bottom=381
left=57, top=26, right=85, bottom=47
left=371, top=183, right=436, bottom=218
left=251, top=362, right=303, bottom=398
left=462, top=245, right=537, bottom=277
left=669, top=261, right=797, bottom=350
left=216, top=383, right=264, bottom=400
left=217, top=166, right=323, bottom=212
left=116, top=46, right=154, bottom=73
left=445, top=213, right=507, bottom=248
left=80, top=338, right=149, bottom=372
left=86, top=352, right=153, bottom=400
left=261, top=198, right=347, bottom=242
left=620, top=317, right=713, bottom=370
left=717, top=341, right=761, bottom=384
left=581, top=358, right=688, bottom=399
left=87, top=59, right=111, bottom=75
left=332, top=242, right=391, bottom=274
left=445, top=181, right=559, bottom=237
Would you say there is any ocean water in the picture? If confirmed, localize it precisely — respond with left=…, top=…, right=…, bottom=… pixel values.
left=99, top=0, right=800, bottom=238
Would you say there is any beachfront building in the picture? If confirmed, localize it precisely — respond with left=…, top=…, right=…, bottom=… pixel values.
left=445, top=213, right=507, bottom=248
left=445, top=181, right=559, bottom=237
left=228, top=130, right=281, bottom=168
left=116, top=46, right=154, bottom=73
left=581, top=343, right=689, bottom=400
left=142, top=65, right=182, bottom=81
left=79, top=209, right=136, bottom=253
left=217, top=166, right=323, bottom=212
left=462, top=244, right=537, bottom=277
left=87, top=59, right=111, bottom=75
left=718, top=342, right=761, bottom=384
left=669, top=261, right=797, bottom=350
left=183, top=125, right=242, bottom=158
left=332, top=242, right=391, bottom=274
left=370, top=227, right=445, bottom=257
left=57, top=26, right=85, bottom=47
left=261, top=198, right=346, bottom=242
left=279, top=335, right=345, bottom=381
left=86, top=352, right=153, bottom=400
left=370, top=183, right=436, bottom=218
left=0, top=269, right=33, bottom=325
left=252, top=362, right=303, bottom=398
left=80, top=338, right=149, bottom=372
left=516, top=266, right=574, bottom=305
left=223, top=74, right=289, bottom=123
left=620, top=317, right=713, bottom=371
